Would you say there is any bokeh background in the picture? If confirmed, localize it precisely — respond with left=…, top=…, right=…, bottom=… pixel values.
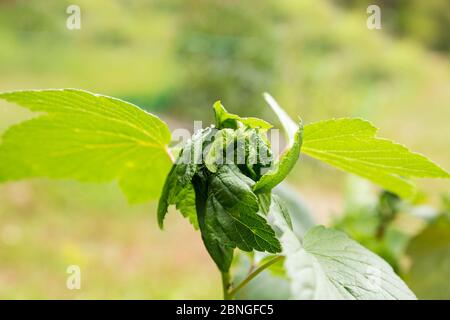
left=0, top=0, right=449, bottom=299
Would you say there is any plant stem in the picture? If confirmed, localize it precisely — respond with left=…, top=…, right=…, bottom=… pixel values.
left=221, top=271, right=231, bottom=300
left=228, top=255, right=283, bottom=299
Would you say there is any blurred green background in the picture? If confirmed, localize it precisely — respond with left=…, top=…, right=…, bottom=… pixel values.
left=0, top=0, right=449, bottom=299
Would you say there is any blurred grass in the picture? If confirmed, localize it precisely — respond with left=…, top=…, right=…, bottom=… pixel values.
left=0, top=0, right=449, bottom=298
left=0, top=180, right=221, bottom=299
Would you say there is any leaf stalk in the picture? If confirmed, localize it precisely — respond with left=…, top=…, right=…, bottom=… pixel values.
left=227, top=255, right=284, bottom=299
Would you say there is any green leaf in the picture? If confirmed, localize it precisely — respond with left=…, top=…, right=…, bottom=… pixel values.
left=405, top=216, right=450, bottom=299
left=157, top=127, right=215, bottom=229
left=204, top=128, right=235, bottom=173
left=302, top=118, right=450, bottom=199
left=0, top=89, right=173, bottom=203
left=273, top=183, right=316, bottom=239
left=176, top=127, right=215, bottom=184
left=259, top=193, right=293, bottom=232
left=280, top=225, right=416, bottom=300
left=262, top=94, right=449, bottom=199
left=271, top=195, right=293, bottom=231
left=157, top=166, right=198, bottom=229
left=199, top=225, right=234, bottom=273
left=157, top=166, right=177, bottom=227
left=213, top=101, right=272, bottom=131
left=253, top=125, right=303, bottom=193
left=263, top=92, right=299, bottom=142
left=242, top=128, right=273, bottom=180
left=252, top=93, right=303, bottom=193
left=205, top=165, right=281, bottom=253
left=265, top=196, right=415, bottom=299
left=193, top=174, right=234, bottom=273
left=173, top=183, right=197, bottom=226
